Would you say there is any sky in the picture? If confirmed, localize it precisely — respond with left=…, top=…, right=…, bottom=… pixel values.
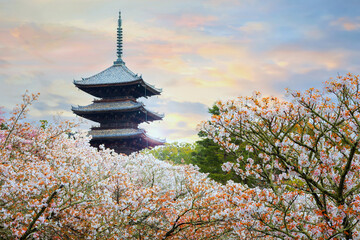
left=0, top=0, right=360, bottom=142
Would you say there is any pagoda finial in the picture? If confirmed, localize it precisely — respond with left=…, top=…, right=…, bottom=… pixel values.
left=114, top=11, right=124, bottom=65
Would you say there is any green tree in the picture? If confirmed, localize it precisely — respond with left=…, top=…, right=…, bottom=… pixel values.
left=191, top=133, right=240, bottom=184
left=192, top=105, right=262, bottom=186
left=191, top=106, right=242, bottom=184
left=143, top=142, right=196, bottom=165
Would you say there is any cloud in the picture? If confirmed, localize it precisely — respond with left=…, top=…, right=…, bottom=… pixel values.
left=172, top=14, right=218, bottom=28
left=161, top=100, right=208, bottom=115
left=273, top=69, right=336, bottom=93
left=238, top=22, right=269, bottom=34
left=0, top=59, right=10, bottom=68
left=138, top=99, right=210, bottom=142
left=124, top=20, right=190, bottom=43
left=207, top=0, right=244, bottom=6
left=268, top=47, right=346, bottom=73
left=143, top=112, right=204, bottom=142
left=331, top=17, right=360, bottom=31
left=0, top=21, right=114, bottom=71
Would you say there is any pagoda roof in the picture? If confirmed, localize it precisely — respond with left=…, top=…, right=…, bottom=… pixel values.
left=74, top=64, right=162, bottom=93
left=73, top=100, right=141, bottom=111
left=89, top=128, right=165, bottom=144
left=71, top=100, right=164, bottom=119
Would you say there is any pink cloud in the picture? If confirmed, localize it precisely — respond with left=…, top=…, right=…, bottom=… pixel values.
left=268, top=47, right=346, bottom=73
left=174, top=14, right=218, bottom=28
left=238, top=22, right=269, bottom=34
left=143, top=43, right=193, bottom=58
left=0, top=22, right=115, bottom=74
left=156, top=14, right=217, bottom=29
left=331, top=17, right=360, bottom=31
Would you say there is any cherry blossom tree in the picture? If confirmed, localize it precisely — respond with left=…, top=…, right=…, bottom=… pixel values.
left=4, top=74, right=360, bottom=239
left=0, top=92, right=237, bottom=239
left=202, top=73, right=360, bottom=239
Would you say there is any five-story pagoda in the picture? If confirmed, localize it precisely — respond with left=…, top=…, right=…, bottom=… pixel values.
left=72, top=12, right=164, bottom=155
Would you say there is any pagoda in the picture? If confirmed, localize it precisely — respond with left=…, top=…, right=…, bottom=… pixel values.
left=72, top=12, right=164, bottom=155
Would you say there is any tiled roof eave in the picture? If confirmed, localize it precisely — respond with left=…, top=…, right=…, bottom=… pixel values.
left=74, top=78, right=162, bottom=95
left=89, top=128, right=145, bottom=139
left=143, top=108, right=164, bottom=120
left=71, top=105, right=142, bottom=113
left=71, top=105, right=163, bottom=119
left=141, top=80, right=162, bottom=94
left=144, top=134, right=166, bottom=145
left=73, top=78, right=142, bottom=87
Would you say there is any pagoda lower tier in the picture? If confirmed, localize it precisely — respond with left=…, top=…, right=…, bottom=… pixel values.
left=89, top=128, right=164, bottom=155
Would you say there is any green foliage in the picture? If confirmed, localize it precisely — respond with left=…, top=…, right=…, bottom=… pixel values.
left=193, top=105, right=261, bottom=186
left=143, top=142, right=196, bottom=165
left=191, top=137, right=241, bottom=184
left=0, top=123, right=8, bottom=130
left=189, top=105, right=241, bottom=184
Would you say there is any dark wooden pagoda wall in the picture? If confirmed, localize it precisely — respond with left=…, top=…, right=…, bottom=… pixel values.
left=78, top=84, right=157, bottom=99
left=77, top=111, right=154, bottom=124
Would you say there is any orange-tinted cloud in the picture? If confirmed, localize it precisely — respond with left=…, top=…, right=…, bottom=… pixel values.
left=268, top=47, right=346, bottom=73
left=1, top=22, right=113, bottom=71
left=174, top=14, right=218, bottom=28
left=238, top=22, right=269, bottom=34
left=331, top=17, right=360, bottom=31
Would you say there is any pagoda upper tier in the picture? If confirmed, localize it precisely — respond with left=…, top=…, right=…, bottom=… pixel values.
left=74, top=64, right=161, bottom=99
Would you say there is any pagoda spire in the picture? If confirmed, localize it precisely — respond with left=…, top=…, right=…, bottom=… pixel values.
left=114, top=11, right=124, bottom=65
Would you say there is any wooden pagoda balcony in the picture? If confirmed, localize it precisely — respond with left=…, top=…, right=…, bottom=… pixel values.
left=91, top=122, right=139, bottom=130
